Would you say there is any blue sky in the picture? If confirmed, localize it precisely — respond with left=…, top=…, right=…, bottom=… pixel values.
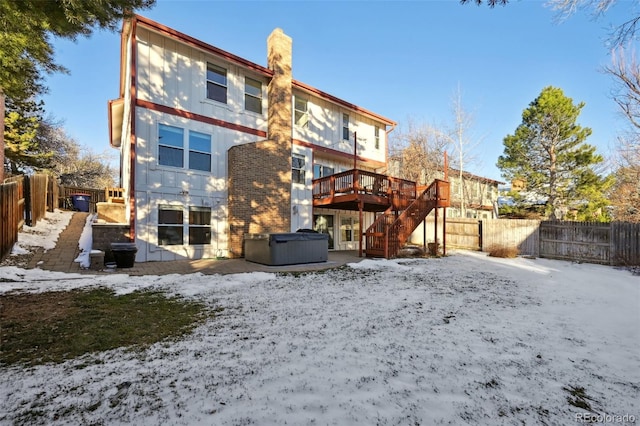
left=43, top=0, right=633, bottom=182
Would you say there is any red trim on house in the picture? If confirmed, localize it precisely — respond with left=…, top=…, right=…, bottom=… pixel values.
left=134, top=15, right=273, bottom=77
left=133, top=15, right=395, bottom=130
left=136, top=99, right=268, bottom=137
left=129, top=19, right=138, bottom=242
left=293, top=80, right=396, bottom=126
left=293, top=139, right=386, bottom=169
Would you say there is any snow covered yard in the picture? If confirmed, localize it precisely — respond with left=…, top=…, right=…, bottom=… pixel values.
left=0, top=212, right=638, bottom=425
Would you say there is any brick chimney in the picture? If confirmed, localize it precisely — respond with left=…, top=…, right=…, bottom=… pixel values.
left=227, top=29, right=293, bottom=258
left=267, top=28, right=293, bottom=146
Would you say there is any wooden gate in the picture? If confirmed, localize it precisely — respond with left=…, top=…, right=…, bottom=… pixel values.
left=445, top=218, right=481, bottom=250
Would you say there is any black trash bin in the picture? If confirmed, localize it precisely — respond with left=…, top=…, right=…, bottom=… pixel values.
left=70, top=193, right=91, bottom=212
left=110, top=242, right=138, bottom=268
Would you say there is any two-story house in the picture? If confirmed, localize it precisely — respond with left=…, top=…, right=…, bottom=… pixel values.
left=388, top=156, right=502, bottom=219
left=445, top=169, right=503, bottom=219
left=108, top=16, right=416, bottom=262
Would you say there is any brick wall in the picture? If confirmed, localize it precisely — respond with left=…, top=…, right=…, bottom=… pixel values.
left=227, top=28, right=293, bottom=258
left=92, top=223, right=131, bottom=263
left=228, top=141, right=291, bottom=258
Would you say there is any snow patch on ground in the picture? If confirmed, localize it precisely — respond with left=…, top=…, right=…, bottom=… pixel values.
left=1, top=252, right=638, bottom=425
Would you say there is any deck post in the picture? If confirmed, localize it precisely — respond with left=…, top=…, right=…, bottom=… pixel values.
left=443, top=208, right=447, bottom=256
left=423, top=217, right=427, bottom=252
left=434, top=205, right=438, bottom=256
left=358, top=200, right=363, bottom=257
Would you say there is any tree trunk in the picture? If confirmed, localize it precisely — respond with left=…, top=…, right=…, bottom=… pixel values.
left=548, top=146, right=557, bottom=219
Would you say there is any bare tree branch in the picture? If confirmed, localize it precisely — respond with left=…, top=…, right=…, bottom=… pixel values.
left=606, top=47, right=640, bottom=131
left=459, top=0, right=508, bottom=7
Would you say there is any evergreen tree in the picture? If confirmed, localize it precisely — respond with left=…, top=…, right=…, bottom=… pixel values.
left=497, top=86, right=610, bottom=220
left=0, top=0, right=155, bottom=180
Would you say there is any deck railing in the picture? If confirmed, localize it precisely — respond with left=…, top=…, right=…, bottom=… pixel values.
left=312, top=169, right=416, bottom=205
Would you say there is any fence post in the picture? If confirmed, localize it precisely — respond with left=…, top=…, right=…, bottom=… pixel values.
left=23, top=175, right=31, bottom=227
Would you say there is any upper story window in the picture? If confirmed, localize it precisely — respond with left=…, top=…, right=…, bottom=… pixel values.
left=342, top=113, right=350, bottom=140
left=294, top=97, right=309, bottom=128
left=206, top=63, right=227, bottom=103
left=244, top=76, right=262, bottom=114
left=159, top=124, right=212, bottom=172
left=188, top=131, right=211, bottom=172
left=374, top=126, right=380, bottom=149
left=159, top=124, right=184, bottom=168
left=313, top=164, right=334, bottom=179
left=292, top=154, right=306, bottom=184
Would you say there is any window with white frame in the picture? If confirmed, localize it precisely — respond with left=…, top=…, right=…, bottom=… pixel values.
left=292, top=154, right=305, bottom=184
left=189, top=131, right=211, bottom=172
left=294, top=97, right=309, bottom=128
left=189, top=206, right=211, bottom=245
left=340, top=216, right=360, bottom=242
left=374, top=126, right=380, bottom=149
left=206, top=63, right=227, bottom=103
left=159, top=125, right=212, bottom=172
left=342, top=113, right=350, bottom=140
left=313, top=163, right=334, bottom=179
left=158, top=124, right=184, bottom=168
left=158, top=205, right=212, bottom=246
left=244, top=76, right=262, bottom=114
left=158, top=205, right=184, bottom=246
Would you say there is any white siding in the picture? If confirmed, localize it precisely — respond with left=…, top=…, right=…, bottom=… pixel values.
left=291, top=145, right=313, bottom=231
left=293, top=90, right=387, bottom=165
left=136, top=28, right=268, bottom=133
left=133, top=107, right=261, bottom=261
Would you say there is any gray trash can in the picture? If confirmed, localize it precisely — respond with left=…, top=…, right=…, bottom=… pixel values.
left=110, top=242, right=138, bottom=268
left=245, top=232, right=329, bottom=266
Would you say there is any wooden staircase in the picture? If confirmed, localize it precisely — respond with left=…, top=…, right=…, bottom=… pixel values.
left=364, top=179, right=450, bottom=258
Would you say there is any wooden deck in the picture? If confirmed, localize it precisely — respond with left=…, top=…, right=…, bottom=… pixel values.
left=312, top=169, right=416, bottom=212
left=313, top=169, right=451, bottom=259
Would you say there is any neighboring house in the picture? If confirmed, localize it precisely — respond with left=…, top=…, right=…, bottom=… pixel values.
left=108, top=16, right=398, bottom=261
left=445, top=169, right=503, bottom=219
left=498, top=181, right=549, bottom=218
left=388, top=158, right=503, bottom=220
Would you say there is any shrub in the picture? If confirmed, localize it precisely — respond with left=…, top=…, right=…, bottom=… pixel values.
left=487, top=245, right=519, bottom=258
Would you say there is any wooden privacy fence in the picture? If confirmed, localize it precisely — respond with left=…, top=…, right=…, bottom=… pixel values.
left=411, top=217, right=640, bottom=265
left=483, top=219, right=540, bottom=257
left=0, top=181, right=20, bottom=262
left=0, top=177, right=115, bottom=261
left=539, top=220, right=640, bottom=266
left=4, top=174, right=49, bottom=227
left=0, top=173, right=50, bottom=261
left=445, top=218, right=481, bottom=250
left=610, top=222, right=640, bottom=266
left=539, top=221, right=610, bottom=264
left=47, top=178, right=59, bottom=213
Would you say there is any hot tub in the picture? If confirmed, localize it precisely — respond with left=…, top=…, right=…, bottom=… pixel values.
left=244, top=232, right=329, bottom=266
